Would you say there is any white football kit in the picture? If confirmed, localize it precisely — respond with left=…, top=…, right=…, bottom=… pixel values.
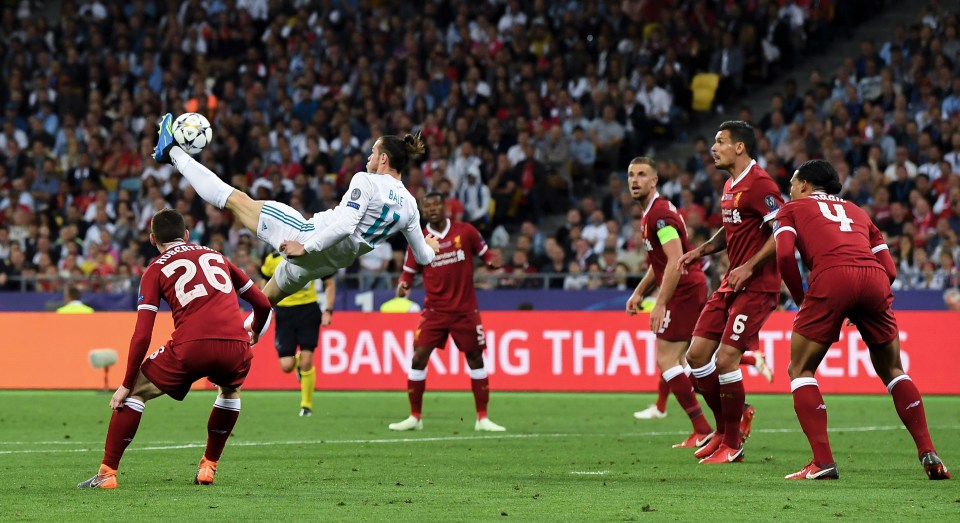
left=257, top=172, right=436, bottom=293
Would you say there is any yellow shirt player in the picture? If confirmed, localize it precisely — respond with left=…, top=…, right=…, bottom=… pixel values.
left=261, top=251, right=336, bottom=417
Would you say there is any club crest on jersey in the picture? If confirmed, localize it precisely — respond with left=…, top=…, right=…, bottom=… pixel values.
left=764, top=195, right=779, bottom=210
left=350, top=188, right=361, bottom=200
left=454, top=235, right=462, bottom=249
left=734, top=192, right=743, bottom=207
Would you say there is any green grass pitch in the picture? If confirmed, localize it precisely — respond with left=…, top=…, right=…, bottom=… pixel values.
left=1, top=390, right=956, bottom=521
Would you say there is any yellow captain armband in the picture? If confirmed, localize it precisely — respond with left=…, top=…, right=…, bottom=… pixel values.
left=656, top=225, right=680, bottom=244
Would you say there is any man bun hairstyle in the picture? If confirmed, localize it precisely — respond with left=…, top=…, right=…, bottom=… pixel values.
left=795, top=159, right=843, bottom=195
left=380, top=132, right=425, bottom=174
left=718, top=120, right=757, bottom=158
left=151, top=208, right=187, bottom=244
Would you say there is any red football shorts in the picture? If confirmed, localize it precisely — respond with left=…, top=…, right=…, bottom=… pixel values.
left=415, top=310, right=487, bottom=353
left=693, top=290, right=778, bottom=351
left=141, top=339, right=253, bottom=401
left=657, top=283, right=708, bottom=342
left=793, top=265, right=898, bottom=346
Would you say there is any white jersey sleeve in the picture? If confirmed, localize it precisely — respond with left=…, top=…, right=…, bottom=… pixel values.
left=401, top=205, right=436, bottom=265
left=302, top=173, right=374, bottom=254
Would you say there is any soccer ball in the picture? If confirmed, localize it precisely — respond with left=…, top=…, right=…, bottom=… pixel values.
left=172, top=112, right=213, bottom=154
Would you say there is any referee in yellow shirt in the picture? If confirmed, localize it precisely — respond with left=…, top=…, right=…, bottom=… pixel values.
left=261, top=251, right=336, bottom=417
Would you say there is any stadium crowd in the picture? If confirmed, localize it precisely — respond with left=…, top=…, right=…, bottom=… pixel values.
left=0, top=0, right=956, bottom=299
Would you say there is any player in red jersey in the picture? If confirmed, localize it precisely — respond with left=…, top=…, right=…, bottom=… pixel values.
left=775, top=160, right=950, bottom=481
left=78, top=209, right=272, bottom=489
left=388, top=191, right=504, bottom=432
left=624, top=157, right=714, bottom=448
left=677, top=121, right=784, bottom=464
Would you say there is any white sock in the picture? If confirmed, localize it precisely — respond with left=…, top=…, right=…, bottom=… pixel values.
left=170, top=147, right=234, bottom=209
left=214, top=397, right=241, bottom=411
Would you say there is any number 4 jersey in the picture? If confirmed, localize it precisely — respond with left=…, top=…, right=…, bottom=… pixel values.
left=137, top=241, right=257, bottom=344
left=773, top=191, right=888, bottom=278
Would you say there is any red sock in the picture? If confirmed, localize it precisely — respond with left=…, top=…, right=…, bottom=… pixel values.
left=205, top=398, right=241, bottom=462
left=655, top=375, right=670, bottom=412
left=692, top=364, right=723, bottom=434
left=471, top=377, right=490, bottom=419
left=791, top=378, right=834, bottom=465
left=665, top=367, right=711, bottom=434
left=719, top=370, right=745, bottom=448
left=740, top=353, right=756, bottom=366
left=102, top=398, right=145, bottom=470
left=889, top=376, right=935, bottom=455
left=408, top=379, right=426, bottom=419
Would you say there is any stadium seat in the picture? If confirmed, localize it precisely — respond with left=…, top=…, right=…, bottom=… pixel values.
left=88, top=349, right=118, bottom=392
left=690, top=73, right=720, bottom=112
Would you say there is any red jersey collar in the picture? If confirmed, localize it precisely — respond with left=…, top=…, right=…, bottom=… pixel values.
left=729, top=159, right=757, bottom=188
left=426, top=219, right=451, bottom=238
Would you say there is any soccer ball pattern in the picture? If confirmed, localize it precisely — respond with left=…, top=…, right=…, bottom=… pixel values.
left=172, top=113, right=212, bottom=154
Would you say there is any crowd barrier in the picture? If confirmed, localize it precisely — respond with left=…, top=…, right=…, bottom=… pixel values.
left=0, top=312, right=956, bottom=394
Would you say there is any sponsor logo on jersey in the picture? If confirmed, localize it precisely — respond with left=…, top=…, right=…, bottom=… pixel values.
left=346, top=201, right=361, bottom=210
left=350, top=188, right=362, bottom=200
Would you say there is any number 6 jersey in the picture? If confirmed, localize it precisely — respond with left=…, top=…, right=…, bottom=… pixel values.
left=137, top=241, right=258, bottom=344
left=773, top=191, right=888, bottom=278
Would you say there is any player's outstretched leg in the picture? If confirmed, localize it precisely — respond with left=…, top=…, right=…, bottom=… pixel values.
left=742, top=350, right=774, bottom=383
left=389, top=368, right=426, bottom=431
left=196, top=394, right=242, bottom=485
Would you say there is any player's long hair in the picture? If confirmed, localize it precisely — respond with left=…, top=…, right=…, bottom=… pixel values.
left=718, top=120, right=757, bottom=158
left=795, top=159, right=843, bottom=195
left=151, top=208, right=187, bottom=244
left=379, top=132, right=425, bottom=174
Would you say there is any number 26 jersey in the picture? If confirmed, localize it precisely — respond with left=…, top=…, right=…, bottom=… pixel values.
left=137, top=241, right=254, bottom=344
left=773, top=192, right=888, bottom=279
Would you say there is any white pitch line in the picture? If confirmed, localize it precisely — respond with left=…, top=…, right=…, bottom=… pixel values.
left=570, top=471, right=609, bottom=475
left=1, top=424, right=957, bottom=456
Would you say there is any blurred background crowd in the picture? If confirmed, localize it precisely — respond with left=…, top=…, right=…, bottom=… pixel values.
left=0, top=0, right=958, bottom=301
